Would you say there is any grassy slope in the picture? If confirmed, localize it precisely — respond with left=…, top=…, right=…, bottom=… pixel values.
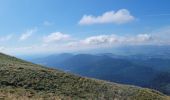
left=0, top=53, right=168, bottom=100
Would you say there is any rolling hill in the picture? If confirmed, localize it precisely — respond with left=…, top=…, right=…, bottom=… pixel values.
left=0, top=53, right=169, bottom=100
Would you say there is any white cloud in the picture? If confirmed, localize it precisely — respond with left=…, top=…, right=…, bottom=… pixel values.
left=0, top=46, right=5, bottom=51
left=43, top=21, right=53, bottom=26
left=43, top=32, right=71, bottom=43
left=19, top=29, right=36, bottom=41
left=79, top=9, right=135, bottom=25
left=80, top=34, right=151, bottom=45
left=83, top=35, right=118, bottom=45
left=0, top=35, right=13, bottom=42
left=148, top=26, right=170, bottom=44
left=133, top=34, right=152, bottom=42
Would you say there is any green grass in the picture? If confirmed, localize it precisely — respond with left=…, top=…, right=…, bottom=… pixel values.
left=0, top=53, right=168, bottom=100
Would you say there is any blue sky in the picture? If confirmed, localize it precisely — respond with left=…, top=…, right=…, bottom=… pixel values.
left=0, top=0, right=170, bottom=55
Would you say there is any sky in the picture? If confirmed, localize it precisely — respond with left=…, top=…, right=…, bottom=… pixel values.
left=0, top=0, right=170, bottom=55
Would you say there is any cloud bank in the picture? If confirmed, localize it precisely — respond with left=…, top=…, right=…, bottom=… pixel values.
left=67, top=34, right=152, bottom=48
left=1, top=26, right=170, bottom=55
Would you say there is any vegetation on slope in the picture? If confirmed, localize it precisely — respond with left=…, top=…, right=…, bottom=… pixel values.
left=0, top=53, right=168, bottom=100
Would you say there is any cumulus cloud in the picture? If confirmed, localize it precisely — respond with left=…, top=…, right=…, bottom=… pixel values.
left=19, top=29, right=36, bottom=41
left=43, top=32, right=71, bottom=43
left=79, top=9, right=135, bottom=25
left=80, top=34, right=151, bottom=45
left=83, top=35, right=119, bottom=45
left=0, top=35, right=13, bottom=42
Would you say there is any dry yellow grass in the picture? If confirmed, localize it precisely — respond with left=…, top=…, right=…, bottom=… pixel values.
left=0, top=92, right=63, bottom=100
left=166, top=96, right=170, bottom=100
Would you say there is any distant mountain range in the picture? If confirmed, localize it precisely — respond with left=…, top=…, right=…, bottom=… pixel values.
left=31, top=53, right=170, bottom=95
